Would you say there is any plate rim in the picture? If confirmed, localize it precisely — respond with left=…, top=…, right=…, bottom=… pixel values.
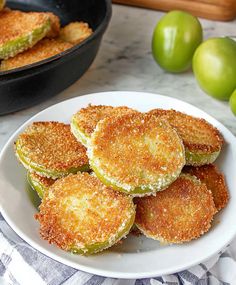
left=1, top=91, right=236, bottom=279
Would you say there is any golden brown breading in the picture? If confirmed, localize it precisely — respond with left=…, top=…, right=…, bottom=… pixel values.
left=35, top=173, right=135, bottom=254
left=135, top=174, right=217, bottom=243
left=1, top=39, right=72, bottom=71
left=28, top=171, right=56, bottom=198
left=59, top=22, right=92, bottom=44
left=0, top=9, right=49, bottom=45
left=0, top=9, right=51, bottom=59
left=46, top=12, right=60, bottom=38
left=88, top=113, right=185, bottom=195
left=183, top=164, right=229, bottom=211
left=15, top=122, right=89, bottom=177
left=71, top=105, right=138, bottom=146
left=149, top=109, right=224, bottom=164
left=29, top=172, right=55, bottom=189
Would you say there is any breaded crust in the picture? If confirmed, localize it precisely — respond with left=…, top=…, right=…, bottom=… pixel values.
left=184, top=164, right=229, bottom=211
left=0, top=9, right=51, bottom=59
left=71, top=105, right=138, bottom=146
left=35, top=173, right=135, bottom=254
left=28, top=171, right=55, bottom=199
left=88, top=113, right=185, bottom=196
left=46, top=12, right=60, bottom=38
left=135, top=174, right=217, bottom=243
left=15, top=122, right=89, bottom=178
left=1, top=39, right=72, bottom=71
left=59, top=22, right=92, bottom=44
left=149, top=109, right=224, bottom=166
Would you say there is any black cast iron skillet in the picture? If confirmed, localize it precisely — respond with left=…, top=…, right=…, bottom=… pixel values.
left=0, top=0, right=112, bottom=115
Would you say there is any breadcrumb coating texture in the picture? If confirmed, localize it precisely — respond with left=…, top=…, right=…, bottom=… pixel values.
left=29, top=172, right=55, bottom=189
left=149, top=109, right=223, bottom=154
left=16, top=122, right=88, bottom=174
left=135, top=174, right=217, bottom=243
left=60, top=22, right=92, bottom=44
left=0, top=9, right=50, bottom=44
left=184, top=164, right=229, bottom=211
left=35, top=173, right=135, bottom=252
left=72, top=105, right=138, bottom=138
left=46, top=12, right=60, bottom=38
left=1, top=39, right=72, bottom=71
left=89, top=113, right=185, bottom=193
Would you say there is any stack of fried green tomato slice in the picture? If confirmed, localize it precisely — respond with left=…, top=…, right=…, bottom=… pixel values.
left=14, top=104, right=227, bottom=255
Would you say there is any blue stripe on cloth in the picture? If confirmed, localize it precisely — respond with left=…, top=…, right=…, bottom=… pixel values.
left=135, top=278, right=151, bottom=285
left=83, top=275, right=106, bottom=285
left=8, top=272, right=21, bottom=285
left=0, top=214, right=4, bottom=221
left=15, top=244, right=76, bottom=285
left=199, top=263, right=208, bottom=271
left=0, top=260, right=6, bottom=276
left=197, top=274, right=208, bottom=285
left=220, top=252, right=230, bottom=258
left=1, top=253, right=12, bottom=267
left=153, top=277, right=164, bottom=283
left=178, top=270, right=199, bottom=283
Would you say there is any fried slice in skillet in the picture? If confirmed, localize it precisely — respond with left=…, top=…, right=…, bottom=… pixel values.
left=35, top=172, right=135, bottom=255
left=0, top=9, right=51, bottom=59
left=59, top=22, right=92, bottom=45
left=149, top=109, right=223, bottom=166
left=1, top=39, right=72, bottom=71
left=88, top=113, right=185, bottom=196
left=15, top=122, right=89, bottom=178
left=183, top=164, right=229, bottom=211
left=46, top=12, right=60, bottom=38
left=71, top=105, right=138, bottom=147
left=135, top=174, right=216, bottom=243
left=27, top=171, right=56, bottom=199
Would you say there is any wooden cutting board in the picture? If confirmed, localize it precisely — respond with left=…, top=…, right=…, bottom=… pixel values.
left=113, top=0, right=236, bottom=21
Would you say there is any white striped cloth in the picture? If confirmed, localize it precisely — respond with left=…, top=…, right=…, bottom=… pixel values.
left=1, top=213, right=236, bottom=285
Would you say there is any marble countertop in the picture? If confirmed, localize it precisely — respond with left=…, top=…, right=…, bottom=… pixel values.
left=0, top=4, right=235, bottom=149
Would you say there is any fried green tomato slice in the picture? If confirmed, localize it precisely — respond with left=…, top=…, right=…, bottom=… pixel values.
left=149, top=109, right=224, bottom=166
left=1, top=39, right=72, bottom=71
left=15, top=122, right=89, bottom=178
left=88, top=113, right=185, bottom=196
left=27, top=171, right=55, bottom=199
left=71, top=105, right=138, bottom=147
left=0, top=0, right=5, bottom=11
left=59, top=22, right=93, bottom=45
left=0, top=9, right=51, bottom=59
left=184, top=164, right=229, bottom=212
left=35, top=172, right=135, bottom=254
left=135, top=174, right=216, bottom=244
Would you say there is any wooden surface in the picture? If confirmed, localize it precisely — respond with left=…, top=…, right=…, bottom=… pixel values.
left=113, top=0, right=236, bottom=21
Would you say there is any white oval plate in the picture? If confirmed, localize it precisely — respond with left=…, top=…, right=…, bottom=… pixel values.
left=1, top=91, right=236, bottom=279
